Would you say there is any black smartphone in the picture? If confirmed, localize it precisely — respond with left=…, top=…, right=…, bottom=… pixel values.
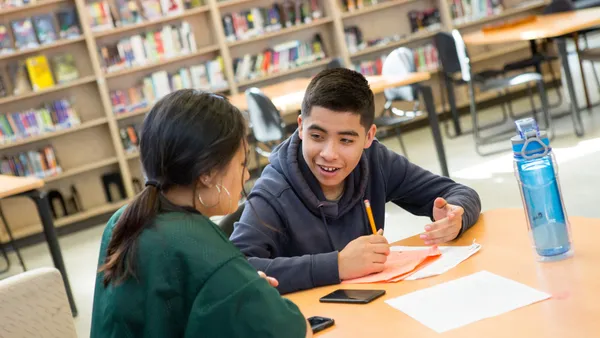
left=319, top=289, right=386, bottom=304
left=308, top=316, right=334, bottom=333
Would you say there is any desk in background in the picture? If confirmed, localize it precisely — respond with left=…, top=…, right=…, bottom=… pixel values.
left=287, top=208, right=599, bottom=337
left=0, top=175, right=77, bottom=316
left=228, top=73, right=450, bottom=177
left=463, top=7, right=600, bottom=137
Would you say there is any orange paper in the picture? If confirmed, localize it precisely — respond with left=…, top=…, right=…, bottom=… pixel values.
left=342, top=246, right=442, bottom=284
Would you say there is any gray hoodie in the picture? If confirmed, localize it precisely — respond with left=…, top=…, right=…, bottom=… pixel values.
left=230, top=131, right=481, bottom=294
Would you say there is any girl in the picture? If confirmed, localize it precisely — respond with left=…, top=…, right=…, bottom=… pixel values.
left=90, top=90, right=311, bottom=337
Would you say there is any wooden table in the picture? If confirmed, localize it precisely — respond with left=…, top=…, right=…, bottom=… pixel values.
left=228, top=73, right=450, bottom=177
left=463, top=7, right=600, bottom=137
left=0, top=175, right=77, bottom=316
left=287, top=209, right=600, bottom=337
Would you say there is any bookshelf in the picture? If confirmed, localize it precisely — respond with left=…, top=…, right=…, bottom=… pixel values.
left=0, top=0, right=552, bottom=243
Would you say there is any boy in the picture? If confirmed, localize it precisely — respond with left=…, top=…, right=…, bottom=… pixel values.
left=230, top=68, right=481, bottom=294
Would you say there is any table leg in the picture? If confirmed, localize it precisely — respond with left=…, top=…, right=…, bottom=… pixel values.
left=573, top=33, right=592, bottom=110
left=26, top=190, right=78, bottom=317
left=556, top=38, right=585, bottom=137
left=529, top=40, right=543, bottom=74
left=420, top=85, right=449, bottom=177
left=443, top=75, right=462, bottom=136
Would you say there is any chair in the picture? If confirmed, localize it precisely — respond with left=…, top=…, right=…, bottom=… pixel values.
left=219, top=203, right=245, bottom=237
left=435, top=30, right=552, bottom=156
left=376, top=47, right=424, bottom=158
left=245, top=88, right=287, bottom=174
left=0, top=267, right=78, bottom=338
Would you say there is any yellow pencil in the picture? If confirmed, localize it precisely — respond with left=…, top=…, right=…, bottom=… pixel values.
left=364, top=199, right=378, bottom=235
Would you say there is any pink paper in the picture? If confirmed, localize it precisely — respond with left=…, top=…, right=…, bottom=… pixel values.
left=342, top=246, right=441, bottom=284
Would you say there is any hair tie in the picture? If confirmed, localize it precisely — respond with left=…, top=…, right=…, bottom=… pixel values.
left=145, top=180, right=161, bottom=190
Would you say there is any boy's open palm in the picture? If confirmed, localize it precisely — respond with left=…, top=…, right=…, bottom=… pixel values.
left=338, top=229, right=390, bottom=280
left=421, top=197, right=464, bottom=245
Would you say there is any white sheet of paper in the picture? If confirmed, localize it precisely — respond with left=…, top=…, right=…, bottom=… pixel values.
left=385, top=270, right=551, bottom=333
left=391, top=242, right=481, bottom=280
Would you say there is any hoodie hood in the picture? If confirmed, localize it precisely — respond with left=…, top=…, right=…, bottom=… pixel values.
left=268, top=130, right=369, bottom=219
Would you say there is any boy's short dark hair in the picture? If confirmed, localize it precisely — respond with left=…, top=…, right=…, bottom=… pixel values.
left=301, top=68, right=375, bottom=130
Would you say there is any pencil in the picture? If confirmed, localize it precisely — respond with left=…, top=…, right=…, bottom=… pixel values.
left=364, top=199, right=378, bottom=235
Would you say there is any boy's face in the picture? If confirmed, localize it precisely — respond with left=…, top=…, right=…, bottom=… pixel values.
left=298, top=106, right=376, bottom=193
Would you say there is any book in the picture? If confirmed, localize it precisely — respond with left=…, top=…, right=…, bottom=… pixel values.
left=7, top=61, right=32, bottom=95
left=0, top=24, right=14, bottom=54
left=11, top=18, right=39, bottom=50
left=33, top=14, right=58, bottom=45
left=56, top=7, right=82, bottom=39
left=51, top=53, right=79, bottom=83
left=141, top=0, right=163, bottom=20
left=116, top=0, right=143, bottom=26
left=25, top=55, right=55, bottom=91
left=88, top=1, right=115, bottom=32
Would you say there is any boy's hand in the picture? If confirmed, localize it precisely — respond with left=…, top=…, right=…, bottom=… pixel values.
left=338, top=229, right=390, bottom=280
left=258, top=271, right=279, bottom=287
left=420, top=197, right=464, bottom=245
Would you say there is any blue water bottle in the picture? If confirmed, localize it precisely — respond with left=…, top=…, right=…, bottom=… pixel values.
left=512, top=118, right=573, bottom=261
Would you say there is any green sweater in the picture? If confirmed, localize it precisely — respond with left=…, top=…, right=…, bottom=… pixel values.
left=90, top=204, right=306, bottom=338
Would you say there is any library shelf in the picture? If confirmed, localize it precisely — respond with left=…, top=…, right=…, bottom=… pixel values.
left=228, top=18, right=334, bottom=47
left=125, top=151, right=140, bottom=160
left=236, top=57, right=332, bottom=87
left=0, top=118, right=108, bottom=151
left=104, top=45, right=221, bottom=79
left=0, top=0, right=67, bottom=16
left=93, top=5, right=212, bottom=39
left=350, top=29, right=438, bottom=58
left=0, top=199, right=131, bottom=242
left=453, top=1, right=546, bottom=29
left=341, top=0, right=420, bottom=19
left=0, top=37, right=86, bottom=62
left=217, top=0, right=256, bottom=9
left=44, top=157, right=119, bottom=183
left=0, top=76, right=97, bottom=106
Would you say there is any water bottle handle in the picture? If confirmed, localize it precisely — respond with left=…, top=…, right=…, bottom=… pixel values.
left=521, top=137, right=549, bottom=160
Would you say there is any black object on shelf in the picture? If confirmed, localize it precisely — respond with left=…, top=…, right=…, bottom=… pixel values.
left=48, top=190, right=68, bottom=219
left=102, top=172, right=126, bottom=202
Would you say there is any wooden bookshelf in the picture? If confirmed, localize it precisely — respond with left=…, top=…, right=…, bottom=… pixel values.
left=216, top=0, right=254, bottom=8
left=341, top=0, right=421, bottom=19
left=0, top=0, right=68, bottom=15
left=453, top=0, right=547, bottom=29
left=104, top=45, right=221, bottom=78
left=237, top=58, right=333, bottom=87
left=0, top=37, right=86, bottom=62
left=0, top=76, right=97, bottom=105
left=350, top=29, right=439, bottom=58
left=0, top=118, right=108, bottom=150
left=44, top=156, right=119, bottom=183
left=93, top=5, right=212, bottom=38
left=0, top=0, right=549, bottom=244
left=228, top=18, right=334, bottom=47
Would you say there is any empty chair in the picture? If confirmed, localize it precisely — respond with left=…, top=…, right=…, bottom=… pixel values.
left=245, top=87, right=287, bottom=174
left=376, top=47, right=424, bottom=158
left=0, top=267, right=77, bottom=338
left=435, top=30, right=552, bottom=156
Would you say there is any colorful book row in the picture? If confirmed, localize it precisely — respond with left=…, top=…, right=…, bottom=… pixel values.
left=0, top=7, right=81, bottom=54
left=99, top=21, right=198, bottom=73
left=0, top=98, right=80, bottom=144
left=233, top=34, right=326, bottom=82
left=111, top=58, right=227, bottom=114
left=119, top=123, right=139, bottom=153
left=222, top=0, right=322, bottom=42
left=0, top=145, right=62, bottom=179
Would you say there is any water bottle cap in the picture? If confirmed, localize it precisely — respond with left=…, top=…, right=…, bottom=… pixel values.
left=512, top=118, right=550, bottom=158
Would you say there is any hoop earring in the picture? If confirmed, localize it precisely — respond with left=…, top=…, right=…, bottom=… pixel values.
left=220, top=184, right=232, bottom=213
left=198, top=185, right=221, bottom=208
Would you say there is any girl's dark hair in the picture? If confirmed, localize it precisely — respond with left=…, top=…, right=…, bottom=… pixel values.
left=99, top=89, right=247, bottom=287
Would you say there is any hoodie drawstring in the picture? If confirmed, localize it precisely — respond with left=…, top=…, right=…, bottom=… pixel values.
left=317, top=203, right=336, bottom=251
